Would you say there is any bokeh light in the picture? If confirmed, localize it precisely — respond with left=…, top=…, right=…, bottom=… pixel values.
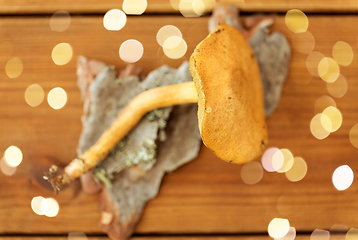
left=318, top=57, right=340, bottom=83
left=103, top=9, right=127, bottom=31
left=285, top=9, right=308, bottom=33
left=163, top=36, right=187, bottom=59
left=192, top=0, right=205, bottom=16
left=329, top=223, right=348, bottom=233
left=326, top=74, right=348, bottom=98
left=25, top=84, right=45, bottom=107
left=31, top=196, right=46, bottom=215
left=5, top=57, right=23, bottom=79
left=285, top=157, right=307, bottom=182
left=314, top=95, right=336, bottom=115
left=332, top=165, right=354, bottom=191
left=68, top=232, right=88, bottom=240
left=262, top=147, right=284, bottom=172
left=170, top=0, right=181, bottom=10
left=119, top=39, right=144, bottom=63
left=41, top=198, right=60, bottom=217
left=49, top=10, right=71, bottom=32
left=0, top=157, right=16, bottom=176
left=268, top=218, right=290, bottom=239
left=306, top=51, right=325, bottom=77
left=240, top=161, right=263, bottom=184
left=47, top=87, right=67, bottom=110
left=122, top=0, right=147, bottom=15
left=332, top=41, right=354, bottom=66
left=349, top=124, right=358, bottom=149
left=310, top=229, right=330, bottom=240
left=276, top=227, right=296, bottom=240
left=52, top=43, right=73, bottom=66
left=156, top=25, right=182, bottom=47
left=276, top=149, right=294, bottom=173
left=4, top=145, right=23, bottom=167
left=346, top=228, right=358, bottom=240
left=101, top=211, right=114, bottom=225
left=179, top=0, right=199, bottom=17
left=322, top=106, right=342, bottom=133
left=310, top=113, right=331, bottom=140
left=293, top=31, right=315, bottom=54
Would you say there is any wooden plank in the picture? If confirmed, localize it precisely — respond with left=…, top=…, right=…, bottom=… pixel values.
left=0, top=237, right=323, bottom=240
left=0, top=0, right=358, bottom=14
left=1, top=15, right=358, bottom=235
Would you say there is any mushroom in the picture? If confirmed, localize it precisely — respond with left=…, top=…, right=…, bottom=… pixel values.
left=45, top=24, right=268, bottom=191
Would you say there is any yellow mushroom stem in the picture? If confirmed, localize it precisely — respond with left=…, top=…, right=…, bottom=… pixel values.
left=63, top=81, right=198, bottom=182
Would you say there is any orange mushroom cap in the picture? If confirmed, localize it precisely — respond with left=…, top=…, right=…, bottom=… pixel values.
left=190, top=24, right=268, bottom=164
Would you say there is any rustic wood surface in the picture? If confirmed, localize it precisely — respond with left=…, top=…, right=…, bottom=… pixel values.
left=1, top=0, right=358, bottom=14
left=0, top=236, right=323, bottom=240
left=1, top=10, right=358, bottom=240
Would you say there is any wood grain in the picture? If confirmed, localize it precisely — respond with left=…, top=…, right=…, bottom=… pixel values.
left=1, top=15, right=358, bottom=235
left=0, top=0, right=358, bottom=14
left=0, top=236, right=318, bottom=240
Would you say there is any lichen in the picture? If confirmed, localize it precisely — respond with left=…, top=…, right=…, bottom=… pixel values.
left=94, top=169, right=113, bottom=188
left=146, top=109, right=164, bottom=121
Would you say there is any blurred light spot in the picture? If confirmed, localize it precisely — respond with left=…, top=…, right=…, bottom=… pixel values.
left=31, top=196, right=46, bottom=215
left=25, top=84, right=45, bottom=107
left=285, top=157, right=307, bottom=182
left=310, top=113, right=331, bottom=140
left=170, top=0, right=181, bottom=10
left=43, top=198, right=60, bottom=217
left=101, top=211, right=114, bottom=225
left=179, top=0, right=198, bottom=17
left=192, top=0, right=205, bottom=16
left=156, top=25, right=182, bottom=47
left=326, top=74, right=348, bottom=98
left=332, top=165, right=354, bottom=191
left=320, top=113, right=333, bottom=133
left=49, top=10, right=71, bottom=32
left=5, top=57, right=23, bottom=79
left=314, top=95, right=336, bottom=115
left=261, top=147, right=284, bottom=172
left=122, top=0, right=147, bottom=15
left=322, top=106, right=342, bottom=133
left=268, top=218, right=290, bottom=239
left=47, top=87, right=67, bottom=110
left=163, top=36, right=187, bottom=59
left=0, top=157, right=16, bottom=176
left=277, top=194, right=295, bottom=216
left=275, top=227, right=296, bottom=240
left=119, top=39, right=144, bottom=63
left=4, top=145, right=23, bottom=167
left=103, top=9, right=127, bottom=31
left=329, top=223, right=348, bottom=233
left=310, top=229, right=330, bottom=240
left=349, top=124, right=358, bottom=148
left=240, top=161, right=263, bottom=184
left=294, top=75, right=312, bottom=86
left=293, top=31, right=315, bottom=54
left=68, top=232, right=88, bottom=240
left=306, top=51, right=325, bottom=77
left=332, top=41, right=354, bottom=66
left=318, top=57, right=340, bottom=83
left=276, top=149, right=294, bottom=173
left=346, top=228, right=358, bottom=240
left=285, top=9, right=308, bottom=33
left=52, top=43, right=73, bottom=66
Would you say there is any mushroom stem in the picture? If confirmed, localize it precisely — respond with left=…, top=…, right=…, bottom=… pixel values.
left=48, top=81, right=198, bottom=189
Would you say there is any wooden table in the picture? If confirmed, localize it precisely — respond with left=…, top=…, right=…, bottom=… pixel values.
left=1, top=1, right=358, bottom=240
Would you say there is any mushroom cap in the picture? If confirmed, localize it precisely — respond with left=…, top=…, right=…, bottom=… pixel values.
left=189, top=24, right=268, bottom=164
